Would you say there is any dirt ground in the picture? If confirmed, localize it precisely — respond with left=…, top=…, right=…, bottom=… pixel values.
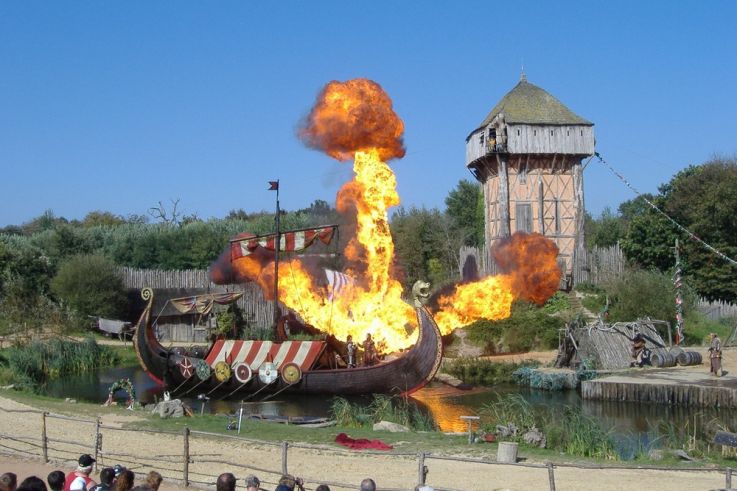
left=0, top=393, right=729, bottom=491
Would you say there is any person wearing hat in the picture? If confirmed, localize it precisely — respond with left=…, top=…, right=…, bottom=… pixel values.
left=709, top=332, right=723, bottom=376
left=244, top=475, right=260, bottom=491
left=63, top=455, right=97, bottom=491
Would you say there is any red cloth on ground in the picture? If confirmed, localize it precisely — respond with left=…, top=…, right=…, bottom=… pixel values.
left=335, top=432, right=393, bottom=450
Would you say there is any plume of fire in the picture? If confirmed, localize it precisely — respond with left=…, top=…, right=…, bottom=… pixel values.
left=298, top=78, right=405, bottom=162
left=212, top=78, right=562, bottom=353
left=433, top=233, right=561, bottom=333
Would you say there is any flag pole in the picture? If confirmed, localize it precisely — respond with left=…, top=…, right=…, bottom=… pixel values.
left=272, top=181, right=280, bottom=331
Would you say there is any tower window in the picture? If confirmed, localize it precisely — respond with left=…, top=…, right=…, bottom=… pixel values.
left=554, top=199, right=561, bottom=234
left=517, top=129, right=520, bottom=136
left=550, top=130, right=554, bottom=136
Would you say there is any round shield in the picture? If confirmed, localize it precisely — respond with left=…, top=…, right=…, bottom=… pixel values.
left=178, top=357, right=194, bottom=379
left=258, top=362, right=278, bottom=385
left=280, top=362, right=302, bottom=385
left=195, top=359, right=211, bottom=381
left=214, top=361, right=232, bottom=383
left=233, top=362, right=253, bottom=384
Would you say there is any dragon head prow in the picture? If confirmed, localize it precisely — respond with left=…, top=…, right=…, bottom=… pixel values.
left=412, top=280, right=431, bottom=308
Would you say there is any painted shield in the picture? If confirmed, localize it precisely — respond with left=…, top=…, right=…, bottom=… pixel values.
left=258, top=362, right=278, bottom=385
left=233, top=362, right=253, bottom=384
left=280, top=362, right=302, bottom=385
left=195, top=359, right=211, bottom=381
left=178, top=357, right=194, bottom=378
left=214, top=361, right=232, bottom=383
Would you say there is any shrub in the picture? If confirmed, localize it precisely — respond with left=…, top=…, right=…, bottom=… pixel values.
left=443, top=358, right=539, bottom=386
left=329, top=395, right=435, bottom=431
left=50, top=254, right=127, bottom=319
left=604, top=269, right=697, bottom=326
left=466, top=301, right=563, bottom=354
left=6, top=337, right=119, bottom=387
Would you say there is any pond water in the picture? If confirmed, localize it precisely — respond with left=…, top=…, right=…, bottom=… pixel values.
left=44, top=365, right=737, bottom=458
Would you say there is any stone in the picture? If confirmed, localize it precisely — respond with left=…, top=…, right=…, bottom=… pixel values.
left=373, top=420, right=410, bottom=432
left=522, top=427, right=546, bottom=448
left=154, top=399, right=184, bottom=419
left=65, top=398, right=77, bottom=404
left=496, top=424, right=518, bottom=438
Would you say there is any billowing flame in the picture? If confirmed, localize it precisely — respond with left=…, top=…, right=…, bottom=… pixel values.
left=215, top=78, right=562, bottom=353
left=433, top=233, right=561, bottom=333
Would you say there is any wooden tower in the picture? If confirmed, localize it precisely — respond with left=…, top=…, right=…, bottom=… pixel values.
left=465, top=74, right=595, bottom=287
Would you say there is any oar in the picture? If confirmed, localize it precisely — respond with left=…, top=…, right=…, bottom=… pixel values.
left=179, top=377, right=209, bottom=397
left=260, top=381, right=294, bottom=402
left=240, top=378, right=277, bottom=402
left=218, top=380, right=252, bottom=401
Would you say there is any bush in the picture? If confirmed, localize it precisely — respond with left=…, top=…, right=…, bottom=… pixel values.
left=329, top=395, right=435, bottom=431
left=604, top=269, right=697, bottom=326
left=50, top=254, right=127, bottom=319
left=6, top=337, right=119, bottom=388
left=443, top=358, right=539, bottom=386
left=466, top=301, right=563, bottom=354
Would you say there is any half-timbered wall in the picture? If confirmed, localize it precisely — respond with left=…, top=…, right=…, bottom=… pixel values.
left=481, top=155, right=582, bottom=274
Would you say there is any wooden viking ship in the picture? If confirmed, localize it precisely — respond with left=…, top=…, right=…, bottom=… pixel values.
left=133, top=287, right=444, bottom=396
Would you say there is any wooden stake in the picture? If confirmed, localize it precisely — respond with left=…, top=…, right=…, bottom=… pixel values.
left=726, top=467, right=732, bottom=489
left=183, top=427, right=190, bottom=487
left=547, top=462, right=556, bottom=491
left=41, top=412, right=48, bottom=463
left=417, top=452, right=427, bottom=486
left=281, top=441, right=289, bottom=475
left=94, top=417, right=101, bottom=471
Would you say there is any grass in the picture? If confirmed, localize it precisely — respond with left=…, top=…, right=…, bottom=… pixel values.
left=329, top=394, right=436, bottom=431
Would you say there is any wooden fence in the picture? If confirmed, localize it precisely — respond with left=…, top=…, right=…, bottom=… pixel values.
left=0, top=405, right=733, bottom=491
left=698, top=298, right=737, bottom=321
left=465, top=243, right=626, bottom=287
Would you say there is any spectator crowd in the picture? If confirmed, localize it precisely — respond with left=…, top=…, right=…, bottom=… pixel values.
left=1, top=454, right=434, bottom=491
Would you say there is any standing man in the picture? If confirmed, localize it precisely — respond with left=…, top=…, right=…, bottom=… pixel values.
left=709, top=332, right=723, bottom=377
left=346, top=335, right=356, bottom=368
left=362, top=333, right=376, bottom=367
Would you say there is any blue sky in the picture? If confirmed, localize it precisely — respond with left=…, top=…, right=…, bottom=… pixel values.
left=1, top=1, right=736, bottom=226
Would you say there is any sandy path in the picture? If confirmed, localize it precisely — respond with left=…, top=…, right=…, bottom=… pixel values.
left=0, top=394, right=728, bottom=491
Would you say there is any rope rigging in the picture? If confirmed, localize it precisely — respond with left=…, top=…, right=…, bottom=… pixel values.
left=595, top=152, right=737, bottom=268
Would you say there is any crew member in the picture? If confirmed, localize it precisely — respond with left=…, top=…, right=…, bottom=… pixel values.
left=630, top=333, right=648, bottom=367
left=709, top=332, right=723, bottom=377
left=363, top=333, right=377, bottom=367
left=346, top=335, right=356, bottom=368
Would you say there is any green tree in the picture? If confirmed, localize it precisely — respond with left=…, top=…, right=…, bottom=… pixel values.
left=391, top=207, right=458, bottom=289
left=585, top=207, right=627, bottom=248
left=445, top=179, right=484, bottom=247
left=81, top=211, right=127, bottom=228
left=50, top=254, right=127, bottom=318
left=620, top=156, right=737, bottom=301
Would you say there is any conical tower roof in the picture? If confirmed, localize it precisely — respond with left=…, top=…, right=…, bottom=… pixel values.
left=476, top=76, right=592, bottom=131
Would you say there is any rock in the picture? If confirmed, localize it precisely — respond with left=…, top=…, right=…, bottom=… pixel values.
left=65, top=398, right=77, bottom=404
left=648, top=449, right=664, bottom=461
left=496, top=424, right=518, bottom=438
left=373, top=420, right=410, bottom=432
left=671, top=449, right=695, bottom=461
left=154, top=399, right=184, bottom=419
left=522, top=427, right=546, bottom=448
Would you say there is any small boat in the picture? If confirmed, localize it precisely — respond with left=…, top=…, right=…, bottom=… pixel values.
left=247, top=414, right=330, bottom=425
left=133, top=285, right=443, bottom=397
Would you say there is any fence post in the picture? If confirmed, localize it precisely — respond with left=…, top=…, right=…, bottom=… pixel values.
left=547, top=463, right=556, bottom=491
left=41, top=412, right=48, bottom=463
left=183, top=427, right=190, bottom=487
left=727, top=467, right=732, bottom=489
left=417, top=452, right=427, bottom=486
left=281, top=441, right=289, bottom=475
left=94, top=417, right=101, bottom=470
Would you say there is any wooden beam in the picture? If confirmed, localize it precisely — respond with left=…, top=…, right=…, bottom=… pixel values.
left=496, top=154, right=511, bottom=238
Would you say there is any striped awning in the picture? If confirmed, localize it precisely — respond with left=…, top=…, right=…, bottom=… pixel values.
left=230, top=226, right=336, bottom=260
left=205, top=340, right=326, bottom=371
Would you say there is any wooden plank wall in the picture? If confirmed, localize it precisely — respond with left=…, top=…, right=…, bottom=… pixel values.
left=697, top=298, right=737, bottom=321
left=573, top=244, right=625, bottom=286
left=120, top=267, right=273, bottom=342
